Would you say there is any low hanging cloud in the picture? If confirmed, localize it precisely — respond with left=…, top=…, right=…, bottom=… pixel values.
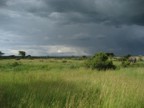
left=0, top=0, right=144, bottom=56
left=2, top=45, right=88, bottom=56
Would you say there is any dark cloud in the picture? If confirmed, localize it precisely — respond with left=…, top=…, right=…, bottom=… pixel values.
left=44, top=0, right=96, bottom=13
left=0, top=0, right=7, bottom=7
left=0, top=0, right=144, bottom=56
left=27, top=0, right=144, bottom=25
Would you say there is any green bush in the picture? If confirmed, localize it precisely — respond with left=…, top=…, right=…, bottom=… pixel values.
left=138, top=56, right=143, bottom=61
left=121, top=61, right=130, bottom=67
left=85, top=52, right=116, bottom=70
left=11, top=62, right=21, bottom=67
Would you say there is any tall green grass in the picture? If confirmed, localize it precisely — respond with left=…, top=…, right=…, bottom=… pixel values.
left=0, top=59, right=144, bottom=108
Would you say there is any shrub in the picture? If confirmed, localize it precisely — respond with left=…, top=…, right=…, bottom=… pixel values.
left=121, top=61, right=130, bottom=67
left=81, top=55, right=88, bottom=60
left=120, top=55, right=135, bottom=67
left=124, top=54, right=131, bottom=59
left=11, top=62, right=21, bottom=67
left=138, top=56, right=143, bottom=61
left=85, top=52, right=116, bottom=70
left=62, top=60, right=67, bottom=63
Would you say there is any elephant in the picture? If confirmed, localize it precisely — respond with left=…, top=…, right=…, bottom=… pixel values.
left=128, top=57, right=136, bottom=63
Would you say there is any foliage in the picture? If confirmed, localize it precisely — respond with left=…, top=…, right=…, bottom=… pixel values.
left=85, top=52, right=116, bottom=70
left=19, top=51, right=26, bottom=57
left=81, top=55, right=88, bottom=60
left=124, top=54, right=131, bottom=60
left=138, top=56, right=143, bottom=61
left=120, top=54, right=137, bottom=67
left=11, top=62, right=21, bottom=67
left=0, top=51, right=4, bottom=56
left=121, top=60, right=130, bottom=67
left=106, top=52, right=115, bottom=58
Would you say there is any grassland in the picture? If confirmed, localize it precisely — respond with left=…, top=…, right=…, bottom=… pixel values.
left=0, top=58, right=144, bottom=108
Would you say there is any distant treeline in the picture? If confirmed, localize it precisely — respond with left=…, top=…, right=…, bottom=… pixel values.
left=0, top=55, right=86, bottom=59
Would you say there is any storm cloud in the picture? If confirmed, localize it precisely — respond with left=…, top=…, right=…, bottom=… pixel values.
left=28, top=0, right=144, bottom=25
left=0, top=0, right=144, bottom=56
left=0, top=0, right=7, bottom=6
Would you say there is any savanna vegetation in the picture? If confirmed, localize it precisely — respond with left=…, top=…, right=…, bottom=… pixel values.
left=0, top=53, right=144, bottom=108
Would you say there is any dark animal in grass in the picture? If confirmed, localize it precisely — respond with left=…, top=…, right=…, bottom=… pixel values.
left=128, top=57, right=136, bottom=63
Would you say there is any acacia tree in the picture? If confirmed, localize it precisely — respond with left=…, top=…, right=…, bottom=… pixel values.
left=0, top=51, right=4, bottom=57
left=19, top=51, right=26, bottom=57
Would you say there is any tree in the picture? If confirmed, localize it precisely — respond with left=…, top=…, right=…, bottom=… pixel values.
left=19, top=51, right=26, bottom=57
left=106, top=53, right=115, bottom=58
left=85, top=52, right=116, bottom=70
left=0, top=51, right=4, bottom=56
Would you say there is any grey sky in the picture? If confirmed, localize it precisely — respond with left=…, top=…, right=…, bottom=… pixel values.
left=0, top=0, right=144, bottom=56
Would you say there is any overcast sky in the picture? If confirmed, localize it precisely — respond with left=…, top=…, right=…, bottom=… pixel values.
left=0, top=0, right=144, bottom=56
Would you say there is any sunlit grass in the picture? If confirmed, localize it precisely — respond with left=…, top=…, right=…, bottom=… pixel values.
left=0, top=59, right=144, bottom=108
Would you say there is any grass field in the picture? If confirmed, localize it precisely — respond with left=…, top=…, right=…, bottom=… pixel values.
left=0, top=59, right=144, bottom=108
